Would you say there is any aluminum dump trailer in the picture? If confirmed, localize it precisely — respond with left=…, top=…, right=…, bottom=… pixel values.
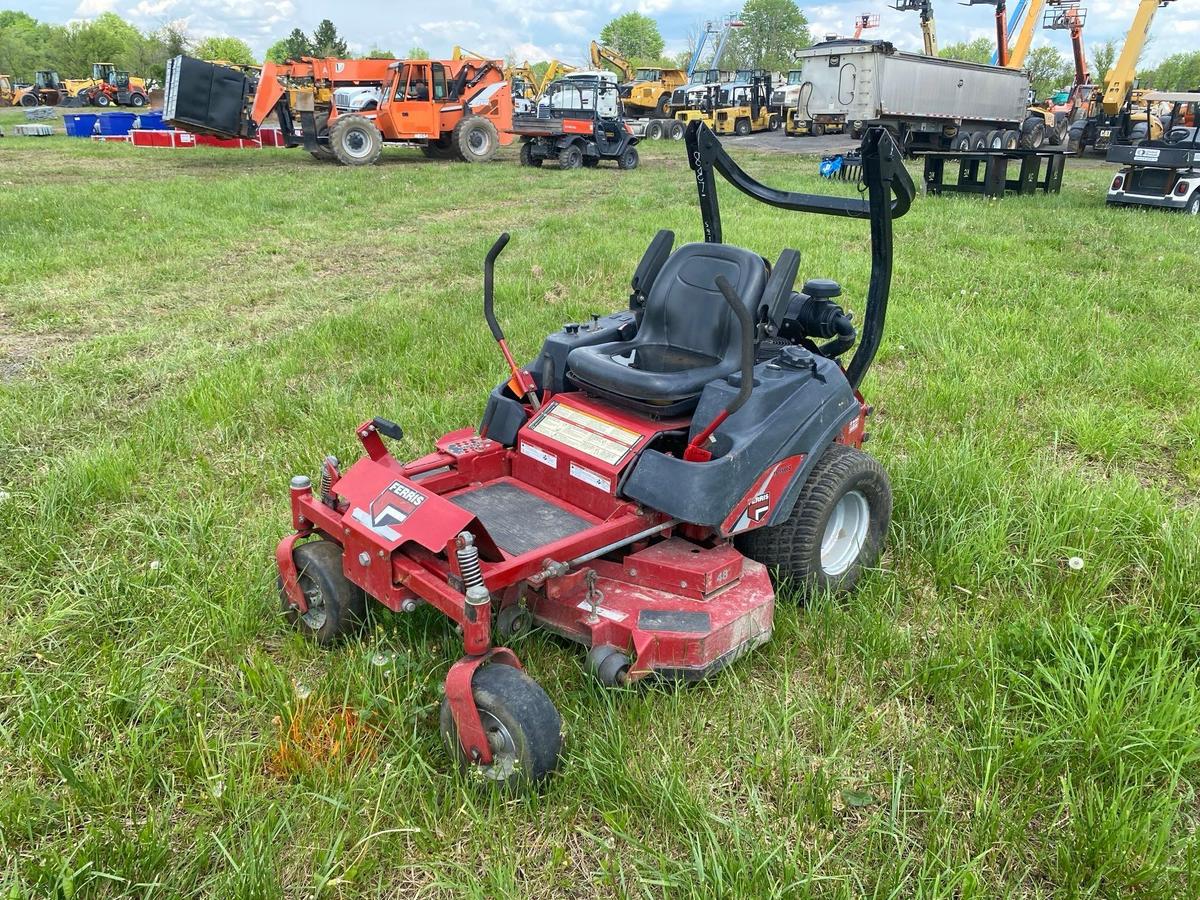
left=792, top=39, right=1033, bottom=150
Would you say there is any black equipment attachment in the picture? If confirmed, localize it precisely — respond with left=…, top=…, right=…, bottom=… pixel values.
left=684, top=121, right=914, bottom=389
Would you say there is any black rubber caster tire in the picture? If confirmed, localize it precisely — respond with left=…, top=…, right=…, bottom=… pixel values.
left=736, top=444, right=892, bottom=600
left=496, top=603, right=532, bottom=638
left=586, top=644, right=631, bottom=687
left=439, top=663, right=562, bottom=788
left=278, top=540, right=367, bottom=646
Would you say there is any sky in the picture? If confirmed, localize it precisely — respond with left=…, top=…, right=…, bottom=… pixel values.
left=13, top=0, right=1200, bottom=68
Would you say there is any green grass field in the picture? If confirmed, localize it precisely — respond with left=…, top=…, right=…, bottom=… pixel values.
left=2, top=107, right=1199, bottom=897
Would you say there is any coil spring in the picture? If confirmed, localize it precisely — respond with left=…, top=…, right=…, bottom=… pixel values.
left=319, top=455, right=338, bottom=498
left=456, top=534, right=484, bottom=588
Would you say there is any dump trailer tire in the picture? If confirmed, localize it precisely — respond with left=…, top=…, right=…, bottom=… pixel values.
left=1001, top=129, right=1020, bottom=150
left=984, top=129, right=1003, bottom=150
left=969, top=131, right=987, bottom=151
left=736, top=444, right=891, bottom=601
left=950, top=132, right=971, bottom=151
left=645, top=120, right=663, bottom=140
left=452, top=115, right=499, bottom=163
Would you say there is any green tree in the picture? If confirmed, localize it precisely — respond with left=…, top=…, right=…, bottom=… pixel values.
left=405, top=46, right=429, bottom=60
left=1139, top=51, right=1200, bottom=90
left=938, top=36, right=993, bottom=65
left=0, top=11, right=55, bottom=78
left=279, top=28, right=313, bottom=61
left=1026, top=45, right=1071, bottom=99
left=311, top=19, right=347, bottom=57
left=1091, top=40, right=1117, bottom=85
left=365, top=47, right=394, bottom=59
left=729, top=0, right=810, bottom=71
left=599, top=12, right=664, bottom=62
left=265, top=40, right=290, bottom=64
left=193, top=36, right=256, bottom=66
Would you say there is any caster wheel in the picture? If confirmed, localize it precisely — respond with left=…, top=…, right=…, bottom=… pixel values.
left=586, top=644, right=631, bottom=687
left=496, top=603, right=532, bottom=639
left=278, top=540, right=367, bottom=646
left=439, top=663, right=562, bottom=788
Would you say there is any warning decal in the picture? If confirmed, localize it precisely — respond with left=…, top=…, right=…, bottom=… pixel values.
left=528, top=401, right=641, bottom=466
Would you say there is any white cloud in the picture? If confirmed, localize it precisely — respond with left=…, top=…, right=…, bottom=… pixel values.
left=74, top=0, right=115, bottom=15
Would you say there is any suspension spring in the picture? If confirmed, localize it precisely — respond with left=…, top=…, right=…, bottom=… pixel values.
left=456, top=532, right=484, bottom=589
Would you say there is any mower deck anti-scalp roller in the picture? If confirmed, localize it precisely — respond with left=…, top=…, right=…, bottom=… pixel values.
left=276, top=121, right=915, bottom=789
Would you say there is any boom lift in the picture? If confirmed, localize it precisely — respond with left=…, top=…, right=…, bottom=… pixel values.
left=671, top=17, right=743, bottom=123
left=1068, top=0, right=1178, bottom=153
left=164, top=55, right=513, bottom=166
left=892, top=0, right=938, bottom=56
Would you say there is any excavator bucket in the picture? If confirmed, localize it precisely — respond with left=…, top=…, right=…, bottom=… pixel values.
left=163, top=56, right=254, bottom=138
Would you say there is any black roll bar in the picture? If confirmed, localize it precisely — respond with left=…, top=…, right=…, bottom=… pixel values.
left=683, top=121, right=915, bottom=389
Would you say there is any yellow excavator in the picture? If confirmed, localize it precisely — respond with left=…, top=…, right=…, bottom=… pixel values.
left=589, top=40, right=686, bottom=119
left=891, top=1, right=938, bottom=56
left=1068, top=0, right=1178, bottom=153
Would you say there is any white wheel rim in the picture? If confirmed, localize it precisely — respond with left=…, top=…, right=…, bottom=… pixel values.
left=467, top=128, right=488, bottom=154
left=820, top=490, right=870, bottom=576
left=343, top=129, right=372, bottom=159
left=477, top=711, right=518, bottom=780
left=299, top=578, right=328, bottom=631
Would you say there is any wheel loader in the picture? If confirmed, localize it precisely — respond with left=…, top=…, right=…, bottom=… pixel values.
left=164, top=55, right=514, bottom=166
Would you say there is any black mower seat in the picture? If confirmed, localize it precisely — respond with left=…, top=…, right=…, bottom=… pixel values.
left=567, top=243, right=767, bottom=415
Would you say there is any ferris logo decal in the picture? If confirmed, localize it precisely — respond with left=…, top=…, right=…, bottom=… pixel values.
left=747, top=492, right=771, bottom=523
left=370, top=481, right=426, bottom=529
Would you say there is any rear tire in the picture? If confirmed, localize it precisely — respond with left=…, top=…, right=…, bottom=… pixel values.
left=735, top=444, right=891, bottom=600
left=1001, top=129, right=1020, bottom=150
left=653, top=94, right=671, bottom=119
left=558, top=143, right=583, bottom=169
left=950, top=132, right=971, bottom=151
left=984, top=129, right=1003, bottom=149
left=519, top=141, right=542, bottom=167
left=768, top=114, right=781, bottom=131
left=617, top=146, right=639, bottom=170
left=20, top=93, right=37, bottom=108
left=734, top=117, right=751, bottom=136
left=969, top=131, right=987, bottom=151
left=810, top=122, right=825, bottom=137
left=452, top=115, right=499, bottom=163
left=1188, top=191, right=1200, bottom=216
left=668, top=120, right=685, bottom=140
left=94, top=93, right=111, bottom=108
left=129, top=92, right=147, bottom=108
left=439, top=663, right=562, bottom=789
left=645, top=120, right=663, bottom=140
left=330, top=114, right=383, bottom=166
left=278, top=540, right=367, bottom=647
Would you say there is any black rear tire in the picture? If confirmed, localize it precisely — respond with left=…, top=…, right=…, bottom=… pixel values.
left=452, top=115, right=499, bottom=163
left=653, top=94, right=671, bottom=119
left=330, top=114, right=383, bottom=166
left=519, top=141, right=542, bottom=167
left=1001, top=129, right=1020, bottom=150
left=984, top=129, right=1003, bottom=149
left=1020, top=117, right=1046, bottom=149
left=558, top=143, right=583, bottom=169
left=645, top=120, right=663, bottom=140
left=309, top=112, right=336, bottom=161
left=94, top=93, right=111, bottom=108
left=950, top=132, right=971, bottom=151
left=768, top=114, right=781, bottom=131
left=278, top=540, right=367, bottom=646
left=439, top=663, right=562, bottom=789
left=968, top=131, right=987, bottom=151
left=810, top=122, right=825, bottom=137
left=734, top=117, right=751, bottom=136
left=735, top=444, right=891, bottom=600
left=20, top=93, right=37, bottom=108
left=617, top=146, right=639, bottom=170
left=130, top=92, right=147, bottom=108
left=669, top=120, right=685, bottom=140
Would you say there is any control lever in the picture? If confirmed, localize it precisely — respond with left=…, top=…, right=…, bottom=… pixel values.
left=483, top=233, right=541, bottom=411
left=683, top=274, right=755, bottom=463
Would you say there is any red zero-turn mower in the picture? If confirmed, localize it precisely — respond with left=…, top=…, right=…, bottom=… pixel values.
left=276, top=122, right=914, bottom=787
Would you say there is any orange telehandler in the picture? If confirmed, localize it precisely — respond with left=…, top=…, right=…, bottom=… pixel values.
left=163, top=55, right=514, bottom=166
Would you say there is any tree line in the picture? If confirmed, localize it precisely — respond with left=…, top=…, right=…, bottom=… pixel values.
left=598, top=0, right=811, bottom=73
left=0, top=11, right=395, bottom=83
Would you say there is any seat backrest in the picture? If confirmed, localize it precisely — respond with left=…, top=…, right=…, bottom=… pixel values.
left=637, top=243, right=766, bottom=360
